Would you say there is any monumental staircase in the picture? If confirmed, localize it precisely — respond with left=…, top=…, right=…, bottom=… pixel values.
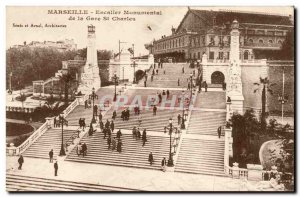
left=175, top=138, right=225, bottom=176
left=6, top=173, right=140, bottom=191
left=103, top=108, right=182, bottom=132
left=65, top=132, right=174, bottom=171
left=22, top=128, right=78, bottom=159
left=138, top=63, right=196, bottom=88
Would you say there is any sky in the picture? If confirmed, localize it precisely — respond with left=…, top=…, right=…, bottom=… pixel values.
left=6, top=6, right=294, bottom=56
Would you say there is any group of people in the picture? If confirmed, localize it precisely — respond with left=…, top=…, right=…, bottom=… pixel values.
left=120, top=108, right=130, bottom=121
left=53, top=115, right=68, bottom=128
left=78, top=118, right=86, bottom=130
left=84, top=99, right=92, bottom=109
left=132, top=126, right=147, bottom=146
left=77, top=142, right=88, bottom=157
left=147, top=153, right=168, bottom=172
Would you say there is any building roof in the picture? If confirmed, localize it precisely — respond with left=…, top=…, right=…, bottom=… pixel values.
left=190, top=9, right=293, bottom=26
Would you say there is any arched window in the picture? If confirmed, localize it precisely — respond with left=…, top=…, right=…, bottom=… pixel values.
left=278, top=40, right=282, bottom=44
left=268, top=40, right=273, bottom=44
left=248, top=39, right=253, bottom=44
left=259, top=39, right=264, bottom=44
left=243, top=51, right=249, bottom=60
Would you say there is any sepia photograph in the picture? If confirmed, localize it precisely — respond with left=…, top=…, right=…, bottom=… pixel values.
left=5, top=5, right=295, bottom=192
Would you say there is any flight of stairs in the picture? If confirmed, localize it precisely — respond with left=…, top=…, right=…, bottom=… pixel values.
left=65, top=132, right=174, bottom=171
left=66, top=105, right=93, bottom=126
left=194, top=91, right=226, bottom=109
left=103, top=108, right=182, bottom=132
left=187, top=111, right=226, bottom=135
left=22, top=128, right=77, bottom=159
left=138, top=63, right=196, bottom=88
left=6, top=174, right=141, bottom=192
left=175, top=138, right=225, bottom=176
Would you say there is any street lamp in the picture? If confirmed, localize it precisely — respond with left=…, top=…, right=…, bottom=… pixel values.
left=277, top=67, right=288, bottom=124
left=131, top=61, right=137, bottom=84
left=89, top=87, right=98, bottom=123
left=59, top=113, right=67, bottom=156
left=167, top=118, right=174, bottom=167
left=181, top=90, right=186, bottom=129
left=112, top=72, right=118, bottom=101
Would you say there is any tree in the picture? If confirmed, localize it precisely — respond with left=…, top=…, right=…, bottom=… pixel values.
left=278, top=30, right=294, bottom=60
left=59, top=73, right=75, bottom=105
left=19, top=93, right=27, bottom=109
left=254, top=77, right=276, bottom=132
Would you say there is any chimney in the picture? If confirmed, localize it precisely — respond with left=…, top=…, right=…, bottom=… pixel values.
left=171, top=26, right=176, bottom=35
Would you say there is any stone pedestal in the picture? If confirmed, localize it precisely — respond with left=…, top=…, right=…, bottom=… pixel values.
left=45, top=117, right=55, bottom=129
left=232, top=162, right=240, bottom=179
left=227, top=93, right=244, bottom=114
left=247, top=164, right=263, bottom=181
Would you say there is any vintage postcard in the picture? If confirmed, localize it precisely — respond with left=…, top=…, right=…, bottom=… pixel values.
left=6, top=6, right=294, bottom=192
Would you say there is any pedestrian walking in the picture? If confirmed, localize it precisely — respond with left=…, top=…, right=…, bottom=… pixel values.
left=99, top=113, right=103, bottom=122
left=112, top=110, right=117, bottom=120
left=142, top=129, right=147, bottom=146
left=107, top=128, right=112, bottom=138
left=148, top=152, right=154, bottom=165
left=153, top=105, right=157, bottom=116
left=151, top=74, right=154, bottom=82
left=49, top=149, right=54, bottom=163
left=163, top=70, right=166, bottom=74
left=161, top=157, right=167, bottom=172
left=187, top=83, right=190, bottom=90
left=204, top=81, right=208, bottom=92
left=144, top=80, right=147, bottom=87
left=137, top=128, right=141, bottom=139
left=107, top=136, right=111, bottom=150
left=54, top=117, right=57, bottom=128
left=94, top=105, right=98, bottom=116
left=117, top=139, right=123, bottom=153
left=178, top=78, right=180, bottom=86
left=18, top=155, right=24, bottom=170
left=110, top=137, right=116, bottom=151
left=105, top=119, right=110, bottom=129
left=132, top=126, right=137, bottom=138
left=84, top=100, right=88, bottom=109
left=77, top=143, right=82, bottom=156
left=110, top=120, right=115, bottom=132
left=99, top=120, right=104, bottom=131
left=177, top=114, right=181, bottom=125
left=116, top=129, right=122, bottom=139
left=54, top=161, right=58, bottom=176
left=156, top=69, right=158, bottom=75
left=103, top=128, right=107, bottom=139
left=162, top=90, right=166, bottom=95
left=217, top=126, right=222, bottom=138
left=166, top=90, right=170, bottom=99
left=182, top=66, right=185, bottom=73
left=82, top=143, right=87, bottom=157
left=158, top=93, right=162, bottom=103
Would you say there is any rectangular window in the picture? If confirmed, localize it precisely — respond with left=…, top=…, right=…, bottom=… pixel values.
left=247, top=30, right=255, bottom=35
left=209, top=51, right=214, bottom=60
left=218, top=52, right=224, bottom=59
left=267, top=31, right=275, bottom=36
left=256, top=30, right=265, bottom=35
left=276, top=31, right=283, bottom=36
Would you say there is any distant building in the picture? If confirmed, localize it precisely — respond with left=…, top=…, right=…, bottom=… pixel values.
left=147, top=9, right=293, bottom=62
left=12, top=39, right=77, bottom=52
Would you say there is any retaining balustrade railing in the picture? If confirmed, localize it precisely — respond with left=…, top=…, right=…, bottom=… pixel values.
left=6, top=94, right=87, bottom=156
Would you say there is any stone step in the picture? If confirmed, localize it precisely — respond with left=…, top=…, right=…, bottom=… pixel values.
left=6, top=174, right=139, bottom=191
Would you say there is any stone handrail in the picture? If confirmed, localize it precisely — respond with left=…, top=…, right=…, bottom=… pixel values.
left=7, top=121, right=49, bottom=156
left=7, top=95, right=84, bottom=156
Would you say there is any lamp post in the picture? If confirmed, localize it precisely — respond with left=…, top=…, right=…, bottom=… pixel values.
left=131, top=61, right=137, bottom=84
left=167, top=118, right=174, bottom=167
left=277, top=67, right=288, bottom=124
left=181, top=90, right=186, bottom=129
left=59, top=113, right=66, bottom=156
left=89, top=87, right=98, bottom=123
left=112, top=72, right=118, bottom=102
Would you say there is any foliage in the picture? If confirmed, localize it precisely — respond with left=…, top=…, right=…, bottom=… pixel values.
left=59, top=73, right=75, bottom=105
left=253, top=77, right=276, bottom=132
left=78, top=48, right=112, bottom=60
left=6, top=47, right=77, bottom=90
left=278, top=30, right=294, bottom=60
